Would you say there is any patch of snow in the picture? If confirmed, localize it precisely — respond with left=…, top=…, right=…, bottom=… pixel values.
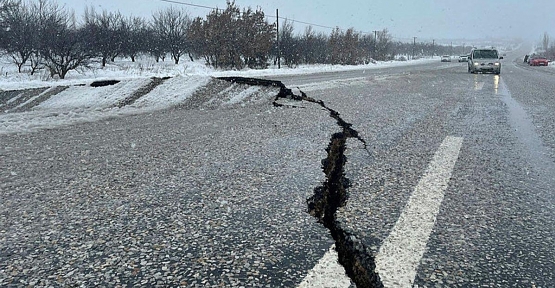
left=13, top=87, right=53, bottom=110
left=6, top=92, right=23, bottom=104
left=130, top=75, right=210, bottom=110
left=0, top=75, right=210, bottom=134
left=226, top=86, right=261, bottom=105
left=37, top=79, right=149, bottom=110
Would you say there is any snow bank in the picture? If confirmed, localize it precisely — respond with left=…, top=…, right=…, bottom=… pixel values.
left=0, top=55, right=437, bottom=134
left=0, top=75, right=210, bottom=134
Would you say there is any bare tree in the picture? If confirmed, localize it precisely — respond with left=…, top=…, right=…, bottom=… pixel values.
left=189, top=1, right=275, bottom=70
left=195, top=2, right=241, bottom=69
left=328, top=27, right=343, bottom=64
left=0, top=0, right=17, bottom=48
left=0, top=0, right=39, bottom=72
left=547, top=40, right=555, bottom=61
left=359, top=34, right=376, bottom=63
left=239, top=6, right=275, bottom=68
left=375, top=29, right=392, bottom=61
left=120, top=16, right=148, bottom=62
left=36, top=0, right=91, bottom=79
left=299, top=26, right=325, bottom=64
left=83, top=8, right=124, bottom=67
left=187, top=16, right=207, bottom=63
left=278, top=19, right=299, bottom=67
left=144, top=26, right=166, bottom=62
left=152, top=7, right=191, bottom=64
left=342, top=28, right=361, bottom=65
left=542, top=32, right=550, bottom=53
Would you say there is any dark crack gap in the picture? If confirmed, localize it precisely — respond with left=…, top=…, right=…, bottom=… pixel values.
left=218, top=76, right=382, bottom=288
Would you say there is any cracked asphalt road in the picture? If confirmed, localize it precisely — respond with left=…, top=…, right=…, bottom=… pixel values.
left=2, top=50, right=555, bottom=287
left=275, top=49, right=554, bottom=287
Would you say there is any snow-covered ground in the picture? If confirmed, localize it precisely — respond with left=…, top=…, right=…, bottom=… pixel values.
left=0, top=56, right=437, bottom=134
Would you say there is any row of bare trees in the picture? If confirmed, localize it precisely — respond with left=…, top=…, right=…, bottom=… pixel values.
left=391, top=41, right=469, bottom=59
left=1, top=0, right=451, bottom=79
left=277, top=23, right=393, bottom=67
left=0, top=0, right=278, bottom=75
left=0, top=0, right=89, bottom=78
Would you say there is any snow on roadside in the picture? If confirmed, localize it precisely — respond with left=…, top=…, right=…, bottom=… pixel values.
left=0, top=75, right=210, bottom=134
left=14, top=87, right=55, bottom=111
left=0, top=56, right=438, bottom=91
left=0, top=56, right=438, bottom=135
left=37, top=78, right=150, bottom=110
left=226, top=86, right=261, bottom=105
left=130, top=75, right=210, bottom=110
left=210, top=57, right=437, bottom=78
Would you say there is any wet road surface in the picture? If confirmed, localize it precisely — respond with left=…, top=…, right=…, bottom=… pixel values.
left=1, top=52, right=554, bottom=287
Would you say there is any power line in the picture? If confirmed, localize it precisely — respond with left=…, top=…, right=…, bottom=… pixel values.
left=159, top=0, right=354, bottom=32
left=157, top=0, right=413, bottom=41
left=159, top=0, right=219, bottom=11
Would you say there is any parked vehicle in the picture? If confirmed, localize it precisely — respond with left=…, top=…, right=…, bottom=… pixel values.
left=441, top=55, right=451, bottom=62
left=529, top=56, right=549, bottom=66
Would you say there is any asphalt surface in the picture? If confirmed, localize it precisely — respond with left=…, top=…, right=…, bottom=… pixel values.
left=274, top=49, right=555, bottom=287
left=1, top=49, right=554, bottom=287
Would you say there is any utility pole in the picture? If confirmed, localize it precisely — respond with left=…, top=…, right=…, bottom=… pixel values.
left=432, top=39, right=435, bottom=57
left=373, top=30, right=379, bottom=59
left=276, top=9, right=280, bottom=69
left=413, top=37, right=417, bottom=60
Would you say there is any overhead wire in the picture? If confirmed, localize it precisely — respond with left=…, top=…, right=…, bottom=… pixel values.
left=158, top=0, right=426, bottom=42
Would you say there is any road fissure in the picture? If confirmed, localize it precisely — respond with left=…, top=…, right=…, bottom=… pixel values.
left=219, top=76, right=382, bottom=287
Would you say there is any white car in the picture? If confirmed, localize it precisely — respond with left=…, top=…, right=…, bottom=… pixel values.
left=468, top=48, right=502, bottom=74
left=441, top=55, right=451, bottom=62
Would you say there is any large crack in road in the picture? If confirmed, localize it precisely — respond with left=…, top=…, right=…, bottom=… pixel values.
left=219, top=77, right=384, bottom=287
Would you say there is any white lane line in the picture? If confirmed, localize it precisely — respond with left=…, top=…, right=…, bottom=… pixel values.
left=298, top=245, right=352, bottom=288
left=375, top=136, right=464, bottom=287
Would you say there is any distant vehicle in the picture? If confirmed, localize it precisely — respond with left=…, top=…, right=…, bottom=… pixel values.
left=468, top=48, right=502, bottom=75
left=526, top=54, right=540, bottom=64
left=441, top=55, right=451, bottom=62
left=458, top=55, right=468, bottom=62
left=529, top=56, right=549, bottom=66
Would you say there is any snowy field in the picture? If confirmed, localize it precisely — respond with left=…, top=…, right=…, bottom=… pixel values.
left=0, top=56, right=437, bottom=134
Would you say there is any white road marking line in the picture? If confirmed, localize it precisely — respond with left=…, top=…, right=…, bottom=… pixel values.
left=298, top=245, right=352, bottom=288
left=375, top=136, right=464, bottom=287
left=474, top=82, right=484, bottom=90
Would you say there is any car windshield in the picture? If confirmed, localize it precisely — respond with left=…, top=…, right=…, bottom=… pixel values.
left=473, top=50, right=499, bottom=59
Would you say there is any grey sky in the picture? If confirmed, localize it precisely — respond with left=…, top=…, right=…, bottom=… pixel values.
left=58, top=0, right=555, bottom=43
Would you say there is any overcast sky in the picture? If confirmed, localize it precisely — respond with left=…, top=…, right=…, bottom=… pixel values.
left=58, top=0, right=555, bottom=43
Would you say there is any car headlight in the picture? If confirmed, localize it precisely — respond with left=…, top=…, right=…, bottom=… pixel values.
left=474, top=63, right=479, bottom=66
left=494, top=62, right=500, bottom=66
